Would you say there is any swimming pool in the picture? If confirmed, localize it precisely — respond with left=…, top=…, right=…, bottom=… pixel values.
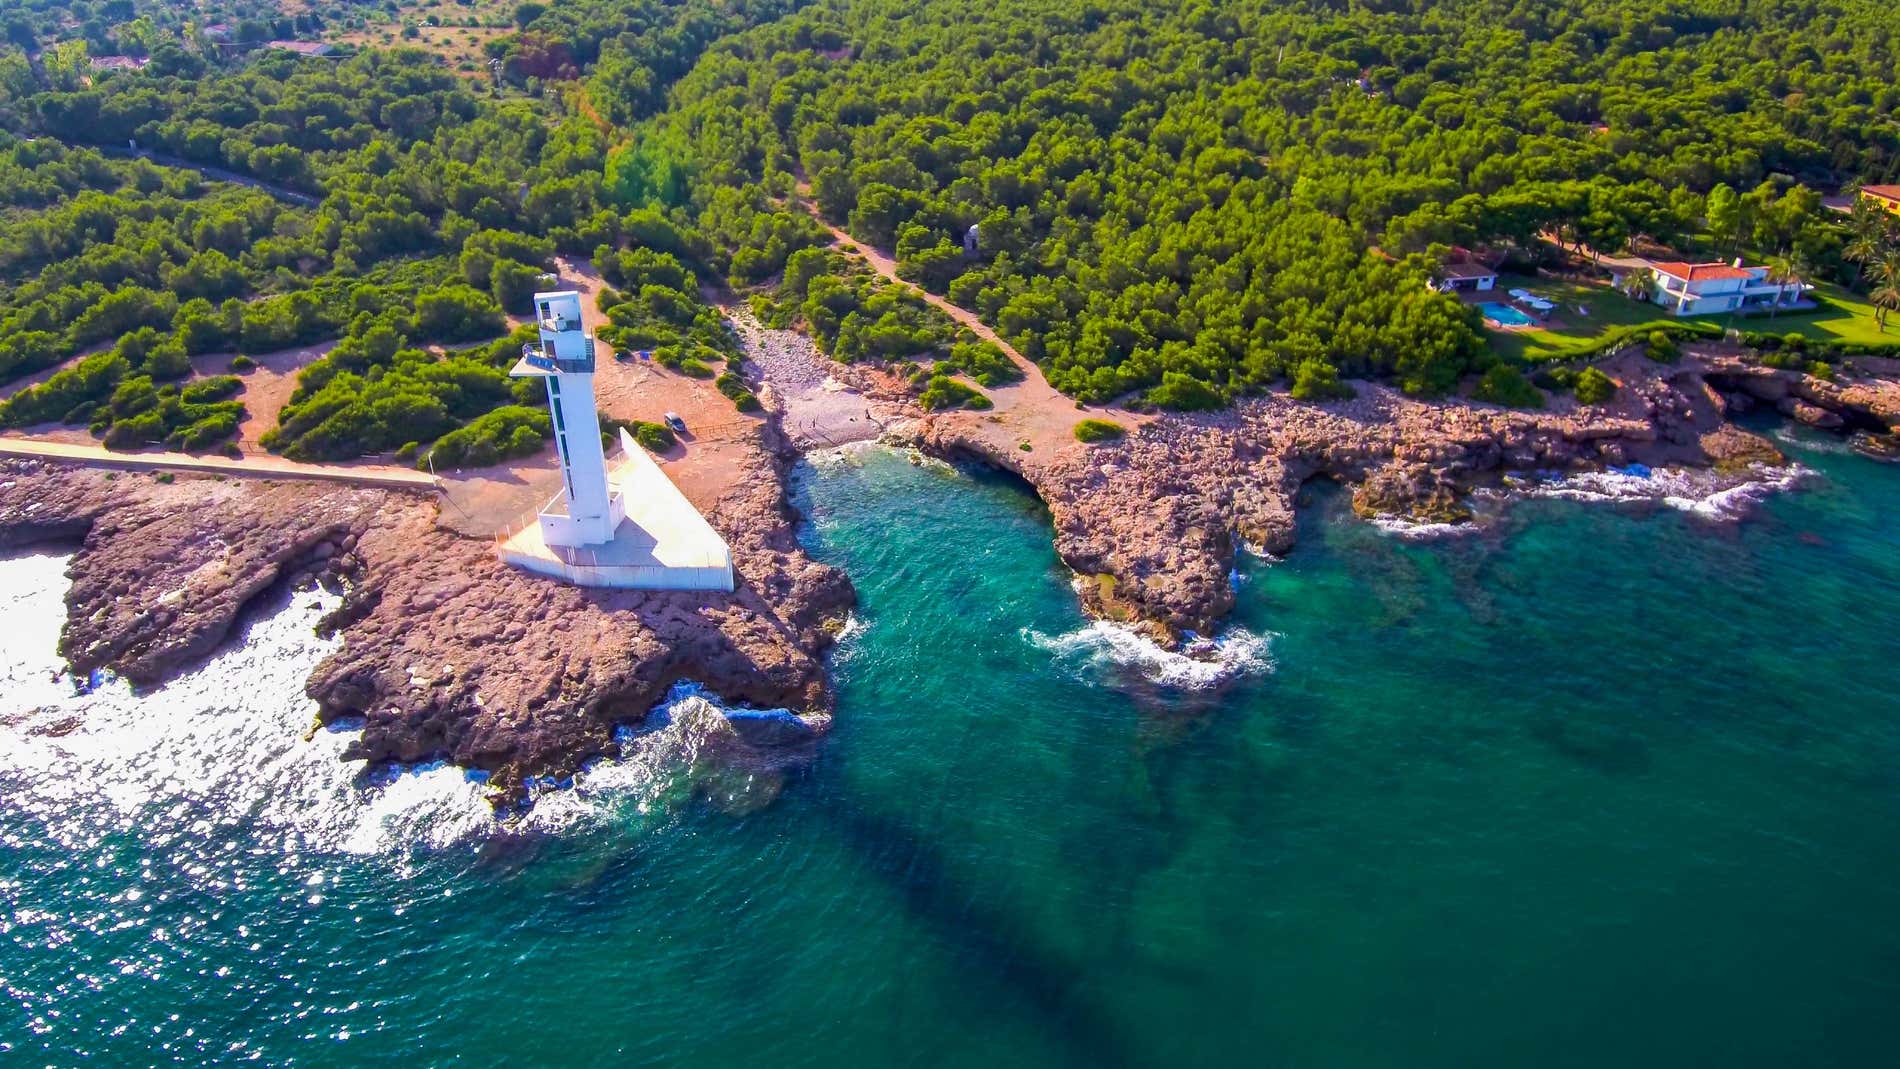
left=1480, top=301, right=1534, bottom=327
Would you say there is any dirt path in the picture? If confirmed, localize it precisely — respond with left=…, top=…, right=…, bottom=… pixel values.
left=788, top=186, right=1148, bottom=453
left=0, top=437, right=438, bottom=488
left=194, top=340, right=338, bottom=453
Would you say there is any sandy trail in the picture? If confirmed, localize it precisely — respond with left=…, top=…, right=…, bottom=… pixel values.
left=786, top=186, right=1150, bottom=457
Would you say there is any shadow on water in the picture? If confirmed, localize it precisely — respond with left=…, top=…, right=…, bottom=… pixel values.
left=821, top=799, right=1137, bottom=1069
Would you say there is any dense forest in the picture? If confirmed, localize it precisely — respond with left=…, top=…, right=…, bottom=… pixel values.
left=621, top=0, right=1899, bottom=402
left=0, top=0, right=1896, bottom=457
left=0, top=38, right=763, bottom=460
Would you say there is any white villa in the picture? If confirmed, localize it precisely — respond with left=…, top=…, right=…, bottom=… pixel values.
left=1646, top=260, right=1808, bottom=317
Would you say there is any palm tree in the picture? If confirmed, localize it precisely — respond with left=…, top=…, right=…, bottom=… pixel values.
left=1620, top=266, right=1655, bottom=303
left=1763, top=255, right=1798, bottom=318
left=1844, top=230, right=1884, bottom=270
left=1872, top=254, right=1900, bottom=333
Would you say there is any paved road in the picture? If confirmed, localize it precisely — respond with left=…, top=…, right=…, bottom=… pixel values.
left=0, top=437, right=439, bottom=490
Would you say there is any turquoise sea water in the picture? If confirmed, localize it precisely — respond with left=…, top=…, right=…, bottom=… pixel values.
left=3, top=427, right=1899, bottom=1067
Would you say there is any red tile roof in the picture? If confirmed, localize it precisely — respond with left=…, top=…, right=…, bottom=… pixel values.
left=1863, top=185, right=1900, bottom=203
left=1648, top=261, right=1756, bottom=282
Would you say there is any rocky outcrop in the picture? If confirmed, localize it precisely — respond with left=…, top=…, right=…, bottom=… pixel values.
left=0, top=420, right=853, bottom=801
left=907, top=353, right=1900, bottom=646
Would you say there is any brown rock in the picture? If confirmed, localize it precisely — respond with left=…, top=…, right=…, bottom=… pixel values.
left=0, top=425, right=853, bottom=802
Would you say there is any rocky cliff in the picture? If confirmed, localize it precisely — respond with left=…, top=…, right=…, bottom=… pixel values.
left=0, top=419, right=853, bottom=801
left=905, top=350, right=1900, bottom=644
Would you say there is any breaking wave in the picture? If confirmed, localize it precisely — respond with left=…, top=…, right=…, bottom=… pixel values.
left=1500, top=463, right=1812, bottom=521
left=1366, top=515, right=1483, bottom=541
left=1022, top=619, right=1274, bottom=689
left=0, top=553, right=782, bottom=861
left=1367, top=463, right=1812, bottom=540
left=802, top=439, right=887, bottom=471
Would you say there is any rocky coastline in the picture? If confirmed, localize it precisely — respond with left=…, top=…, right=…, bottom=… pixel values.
left=801, top=346, right=1900, bottom=647
left=4, top=329, right=1896, bottom=797
left=0, top=412, right=854, bottom=803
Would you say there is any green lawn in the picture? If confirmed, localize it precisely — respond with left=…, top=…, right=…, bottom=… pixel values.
left=1481, top=273, right=1896, bottom=362
left=1748, top=281, right=1893, bottom=346
left=1479, top=275, right=1663, bottom=363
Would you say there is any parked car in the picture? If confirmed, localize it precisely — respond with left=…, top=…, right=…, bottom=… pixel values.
left=664, top=412, right=686, bottom=433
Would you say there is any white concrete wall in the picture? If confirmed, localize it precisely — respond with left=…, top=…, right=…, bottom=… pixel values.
left=499, top=548, right=735, bottom=591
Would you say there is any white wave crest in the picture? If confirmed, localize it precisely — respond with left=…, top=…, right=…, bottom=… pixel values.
left=0, top=553, right=799, bottom=859
left=1367, top=515, right=1481, bottom=541
left=1022, top=620, right=1273, bottom=689
left=1503, top=463, right=1810, bottom=521
left=802, top=439, right=887, bottom=470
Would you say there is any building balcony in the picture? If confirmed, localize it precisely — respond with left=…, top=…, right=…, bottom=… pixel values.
left=512, top=338, right=596, bottom=376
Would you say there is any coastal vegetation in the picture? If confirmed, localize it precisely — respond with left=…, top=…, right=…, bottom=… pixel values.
left=617, top=0, right=1897, bottom=403
left=1, top=0, right=1897, bottom=441
left=1072, top=418, right=1126, bottom=444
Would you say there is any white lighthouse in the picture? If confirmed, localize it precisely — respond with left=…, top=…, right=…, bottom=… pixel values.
left=498, top=287, right=733, bottom=592
left=510, top=290, right=627, bottom=546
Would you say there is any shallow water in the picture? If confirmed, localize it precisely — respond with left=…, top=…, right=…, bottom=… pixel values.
left=3, top=430, right=1899, bottom=1066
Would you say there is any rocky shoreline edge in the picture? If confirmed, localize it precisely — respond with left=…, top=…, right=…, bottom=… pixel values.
left=4, top=331, right=1896, bottom=802
left=773, top=336, right=1900, bottom=649
left=0, top=410, right=854, bottom=805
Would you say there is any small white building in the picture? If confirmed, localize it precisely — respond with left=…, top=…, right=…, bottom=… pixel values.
left=1647, top=260, right=1808, bottom=317
left=499, top=289, right=733, bottom=592
left=1436, top=262, right=1498, bottom=292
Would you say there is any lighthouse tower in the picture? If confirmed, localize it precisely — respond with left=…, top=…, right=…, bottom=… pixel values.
left=509, top=290, right=626, bottom=547
left=496, top=285, right=734, bottom=592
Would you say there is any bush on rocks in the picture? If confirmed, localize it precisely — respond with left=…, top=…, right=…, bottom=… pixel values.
left=1574, top=366, right=1618, bottom=405
left=919, top=374, right=991, bottom=411
left=1473, top=364, right=1545, bottom=409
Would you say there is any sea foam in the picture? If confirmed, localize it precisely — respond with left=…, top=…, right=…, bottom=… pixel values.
left=1366, top=462, right=1812, bottom=540
left=1022, top=619, right=1273, bottom=689
left=1501, top=462, right=1811, bottom=521
left=0, top=553, right=770, bottom=859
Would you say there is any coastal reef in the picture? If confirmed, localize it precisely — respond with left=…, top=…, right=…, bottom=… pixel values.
left=905, top=352, right=1900, bottom=645
left=0, top=423, right=852, bottom=800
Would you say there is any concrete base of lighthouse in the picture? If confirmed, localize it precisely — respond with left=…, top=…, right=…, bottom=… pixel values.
left=497, top=430, right=734, bottom=592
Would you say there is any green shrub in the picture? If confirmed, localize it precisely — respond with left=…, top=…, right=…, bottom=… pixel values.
left=181, top=376, right=242, bottom=403
left=1645, top=330, right=1679, bottom=363
left=919, top=374, right=990, bottom=410
left=601, top=415, right=677, bottom=452
left=422, top=405, right=550, bottom=469
left=1289, top=358, right=1355, bottom=402
left=1573, top=366, right=1618, bottom=405
left=943, top=341, right=1020, bottom=386
left=0, top=353, right=129, bottom=428
left=1073, top=418, right=1126, bottom=443
left=677, top=357, right=716, bottom=378
left=1473, top=364, right=1545, bottom=409
left=1532, top=367, right=1579, bottom=392
left=230, top=355, right=257, bottom=371
left=633, top=421, right=676, bottom=451
left=1807, top=360, right=1837, bottom=382
left=1144, top=370, right=1225, bottom=411
left=715, top=371, right=761, bottom=411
